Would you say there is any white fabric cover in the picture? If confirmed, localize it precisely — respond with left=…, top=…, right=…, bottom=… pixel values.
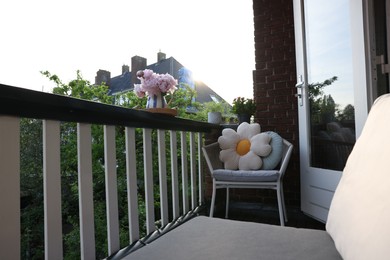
left=125, top=216, right=341, bottom=260
left=326, top=94, right=390, bottom=260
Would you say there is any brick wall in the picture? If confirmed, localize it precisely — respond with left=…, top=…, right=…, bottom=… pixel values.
left=252, top=0, right=299, bottom=206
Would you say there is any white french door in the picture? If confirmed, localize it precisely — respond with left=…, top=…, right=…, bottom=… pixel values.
left=293, top=0, right=374, bottom=222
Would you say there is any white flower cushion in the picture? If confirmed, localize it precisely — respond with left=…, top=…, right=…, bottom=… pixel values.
left=218, top=123, right=272, bottom=170
left=261, top=131, right=284, bottom=170
left=326, top=94, right=390, bottom=259
left=250, top=133, right=272, bottom=157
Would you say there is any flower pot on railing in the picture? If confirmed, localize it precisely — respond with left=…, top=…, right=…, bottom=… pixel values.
left=232, top=97, right=256, bottom=124
left=146, top=92, right=167, bottom=109
left=237, top=113, right=251, bottom=124
left=134, top=69, right=178, bottom=116
left=208, top=112, right=222, bottom=124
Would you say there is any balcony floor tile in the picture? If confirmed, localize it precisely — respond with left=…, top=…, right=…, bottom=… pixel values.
left=205, top=201, right=325, bottom=230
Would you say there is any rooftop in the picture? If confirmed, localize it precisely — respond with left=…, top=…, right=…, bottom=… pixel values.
left=101, top=54, right=227, bottom=104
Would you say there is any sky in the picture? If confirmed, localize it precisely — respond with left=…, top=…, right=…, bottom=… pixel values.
left=305, top=0, right=353, bottom=109
left=0, top=0, right=255, bottom=104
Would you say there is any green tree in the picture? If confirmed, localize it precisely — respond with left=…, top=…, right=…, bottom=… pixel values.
left=319, top=94, right=338, bottom=124
left=308, top=76, right=338, bottom=124
left=308, top=76, right=338, bottom=102
left=337, top=104, right=355, bottom=122
left=20, top=118, right=44, bottom=260
left=41, top=70, right=113, bottom=104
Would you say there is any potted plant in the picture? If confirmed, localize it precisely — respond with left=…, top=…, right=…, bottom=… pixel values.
left=134, top=69, right=177, bottom=109
left=232, top=97, right=256, bottom=123
left=205, top=101, right=224, bottom=124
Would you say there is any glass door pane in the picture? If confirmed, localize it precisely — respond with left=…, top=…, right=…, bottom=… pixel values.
left=305, top=0, right=355, bottom=171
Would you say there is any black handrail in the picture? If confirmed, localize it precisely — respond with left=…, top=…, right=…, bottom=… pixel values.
left=0, top=84, right=220, bottom=133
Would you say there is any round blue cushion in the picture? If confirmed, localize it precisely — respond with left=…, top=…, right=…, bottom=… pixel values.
left=261, top=131, right=283, bottom=170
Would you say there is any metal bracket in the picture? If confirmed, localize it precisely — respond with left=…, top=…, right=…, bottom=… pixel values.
left=376, top=54, right=390, bottom=74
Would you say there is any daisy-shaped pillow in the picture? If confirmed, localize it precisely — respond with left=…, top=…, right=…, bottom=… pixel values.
left=218, top=122, right=272, bottom=170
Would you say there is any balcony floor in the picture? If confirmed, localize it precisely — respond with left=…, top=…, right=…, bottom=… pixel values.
left=205, top=201, right=325, bottom=230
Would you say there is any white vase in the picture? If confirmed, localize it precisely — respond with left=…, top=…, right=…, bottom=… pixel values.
left=146, top=93, right=167, bottom=109
left=208, top=112, right=222, bottom=124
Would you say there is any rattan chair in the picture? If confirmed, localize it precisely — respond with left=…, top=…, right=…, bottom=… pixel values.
left=202, top=139, right=293, bottom=226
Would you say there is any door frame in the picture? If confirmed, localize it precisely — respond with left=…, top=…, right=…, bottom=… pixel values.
left=350, top=0, right=370, bottom=131
left=364, top=0, right=390, bottom=104
left=293, top=0, right=370, bottom=222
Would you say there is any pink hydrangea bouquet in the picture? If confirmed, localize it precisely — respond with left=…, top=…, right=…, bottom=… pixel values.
left=134, top=69, right=178, bottom=98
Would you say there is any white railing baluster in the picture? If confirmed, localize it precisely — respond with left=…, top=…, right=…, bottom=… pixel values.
left=190, top=132, right=197, bottom=209
left=198, top=133, right=204, bottom=204
left=180, top=131, right=189, bottom=213
left=143, top=128, right=155, bottom=234
left=104, top=125, right=120, bottom=255
left=158, top=130, right=169, bottom=226
left=170, top=131, right=180, bottom=219
left=77, top=123, right=96, bottom=260
left=125, top=127, right=139, bottom=243
left=0, top=117, right=20, bottom=260
left=43, top=120, right=63, bottom=260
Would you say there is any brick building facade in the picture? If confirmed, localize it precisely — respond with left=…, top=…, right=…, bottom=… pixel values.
left=252, top=0, right=299, bottom=205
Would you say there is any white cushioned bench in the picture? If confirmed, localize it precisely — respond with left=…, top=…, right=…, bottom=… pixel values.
left=124, top=216, right=341, bottom=260
left=122, top=94, right=390, bottom=260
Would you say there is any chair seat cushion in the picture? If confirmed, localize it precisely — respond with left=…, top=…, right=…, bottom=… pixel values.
left=213, top=169, right=279, bottom=182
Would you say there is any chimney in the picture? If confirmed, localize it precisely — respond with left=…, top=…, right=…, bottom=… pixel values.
left=157, top=51, right=166, bottom=62
left=122, top=64, right=130, bottom=74
left=95, top=69, right=111, bottom=86
left=131, top=55, right=147, bottom=86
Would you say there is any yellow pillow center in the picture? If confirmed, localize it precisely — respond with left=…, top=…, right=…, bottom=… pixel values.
left=236, top=139, right=251, bottom=156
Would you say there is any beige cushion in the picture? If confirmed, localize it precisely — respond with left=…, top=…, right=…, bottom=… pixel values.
left=326, top=94, right=390, bottom=259
left=125, top=216, right=342, bottom=260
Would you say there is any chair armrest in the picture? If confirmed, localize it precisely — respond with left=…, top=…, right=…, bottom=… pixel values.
left=279, top=139, right=293, bottom=178
left=202, top=142, right=223, bottom=174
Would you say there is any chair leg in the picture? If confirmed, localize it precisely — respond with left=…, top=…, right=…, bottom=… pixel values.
left=225, top=187, right=230, bottom=218
left=280, top=182, right=288, bottom=222
left=276, top=186, right=285, bottom=226
left=210, top=181, right=217, bottom=217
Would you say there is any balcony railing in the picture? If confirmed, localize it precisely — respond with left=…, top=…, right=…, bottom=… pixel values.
left=0, top=84, right=220, bottom=259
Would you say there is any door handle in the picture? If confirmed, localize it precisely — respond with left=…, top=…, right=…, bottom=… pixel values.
left=295, top=75, right=304, bottom=106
